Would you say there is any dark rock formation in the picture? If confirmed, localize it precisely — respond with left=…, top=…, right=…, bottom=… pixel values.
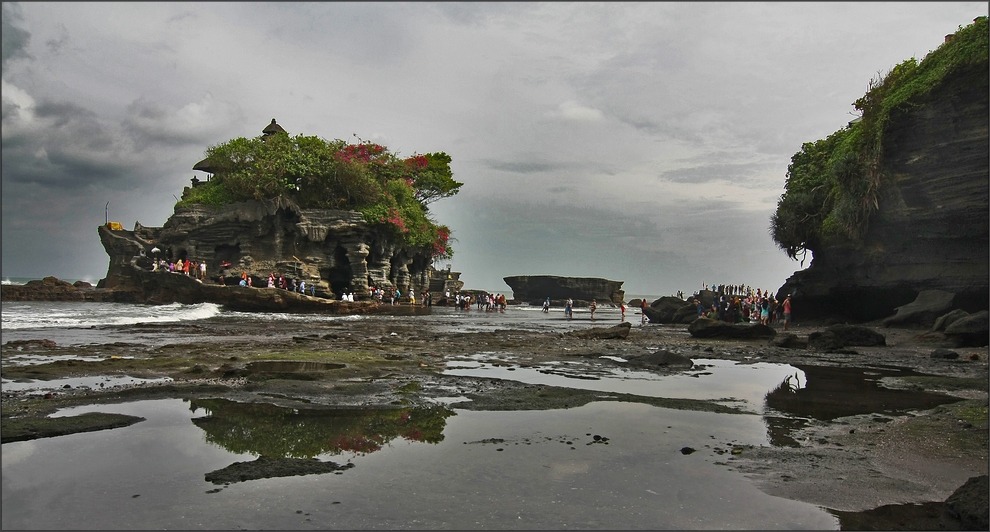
left=89, top=197, right=443, bottom=312
left=943, top=310, right=989, bottom=347
left=566, top=322, right=632, bottom=340
left=771, top=333, right=808, bottom=349
left=941, top=474, right=989, bottom=531
left=686, top=318, right=777, bottom=339
left=777, top=61, right=989, bottom=322
left=808, top=324, right=886, bottom=352
left=503, top=275, right=624, bottom=305
left=1, top=276, right=89, bottom=301
left=932, top=308, right=972, bottom=332
left=881, top=289, right=956, bottom=327
left=642, top=296, right=691, bottom=324
left=930, top=348, right=960, bottom=360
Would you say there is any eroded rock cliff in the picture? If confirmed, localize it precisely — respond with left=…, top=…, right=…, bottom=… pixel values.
left=98, top=197, right=437, bottom=307
left=778, top=61, right=989, bottom=321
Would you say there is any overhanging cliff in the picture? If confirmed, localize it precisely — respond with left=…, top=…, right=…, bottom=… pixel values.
left=778, top=60, right=989, bottom=321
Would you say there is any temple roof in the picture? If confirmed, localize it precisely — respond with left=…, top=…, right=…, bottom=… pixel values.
left=262, top=118, right=286, bottom=136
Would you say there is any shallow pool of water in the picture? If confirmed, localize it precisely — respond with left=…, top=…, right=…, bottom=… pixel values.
left=0, top=374, right=172, bottom=392
left=444, top=356, right=806, bottom=414
left=1, top=398, right=840, bottom=529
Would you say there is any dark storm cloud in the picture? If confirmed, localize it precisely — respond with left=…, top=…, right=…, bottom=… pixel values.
left=1, top=3, right=32, bottom=69
left=1, top=97, right=143, bottom=189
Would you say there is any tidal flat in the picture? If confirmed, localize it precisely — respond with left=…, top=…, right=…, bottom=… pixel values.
left=2, top=304, right=987, bottom=529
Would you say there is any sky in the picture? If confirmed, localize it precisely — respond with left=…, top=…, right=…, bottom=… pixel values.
left=2, top=2, right=986, bottom=296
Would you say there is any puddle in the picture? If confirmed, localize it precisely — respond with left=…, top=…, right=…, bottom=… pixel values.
left=445, top=356, right=805, bottom=413
left=761, top=364, right=963, bottom=447
left=0, top=398, right=839, bottom=529
left=1, top=354, right=118, bottom=367
left=244, top=361, right=346, bottom=373
left=0, top=374, right=172, bottom=392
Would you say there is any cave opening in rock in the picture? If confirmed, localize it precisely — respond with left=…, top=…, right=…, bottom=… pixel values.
left=327, top=245, right=353, bottom=297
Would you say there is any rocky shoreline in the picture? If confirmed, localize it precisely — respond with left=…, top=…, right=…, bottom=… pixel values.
left=1, top=306, right=987, bottom=529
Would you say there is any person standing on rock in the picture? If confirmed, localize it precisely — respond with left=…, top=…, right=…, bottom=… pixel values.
left=783, top=295, right=792, bottom=330
left=641, top=299, right=648, bottom=325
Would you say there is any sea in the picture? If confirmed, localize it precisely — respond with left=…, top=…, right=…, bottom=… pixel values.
left=0, top=279, right=842, bottom=529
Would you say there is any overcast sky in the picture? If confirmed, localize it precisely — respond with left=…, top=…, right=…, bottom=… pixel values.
left=2, top=2, right=986, bottom=296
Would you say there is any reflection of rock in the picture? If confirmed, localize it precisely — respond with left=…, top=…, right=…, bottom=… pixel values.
left=763, top=365, right=958, bottom=423
left=622, top=349, right=693, bottom=369
left=190, top=398, right=453, bottom=459
left=687, top=318, right=776, bottom=339
left=503, top=275, right=624, bottom=305
left=1, top=412, right=145, bottom=443
left=204, top=456, right=355, bottom=484
left=566, top=322, right=631, bottom=340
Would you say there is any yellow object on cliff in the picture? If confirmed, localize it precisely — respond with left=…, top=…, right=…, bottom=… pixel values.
left=106, top=221, right=124, bottom=231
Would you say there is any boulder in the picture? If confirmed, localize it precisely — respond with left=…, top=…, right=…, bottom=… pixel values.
left=771, top=333, right=808, bottom=349
left=643, top=296, right=688, bottom=324
left=566, top=322, right=632, bottom=340
left=687, top=318, right=776, bottom=339
left=941, top=475, right=989, bottom=531
left=671, top=304, right=700, bottom=324
left=807, top=330, right=844, bottom=352
left=932, top=309, right=971, bottom=332
left=944, top=310, right=989, bottom=347
left=930, top=349, right=960, bottom=360
left=882, top=290, right=956, bottom=327
left=826, top=324, right=887, bottom=346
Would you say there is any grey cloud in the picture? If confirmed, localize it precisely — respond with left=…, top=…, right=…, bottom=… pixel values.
left=658, top=162, right=767, bottom=184
left=2, top=98, right=149, bottom=190
left=482, top=160, right=558, bottom=174
left=45, top=23, right=68, bottom=54
left=2, top=3, right=32, bottom=69
left=121, top=96, right=246, bottom=151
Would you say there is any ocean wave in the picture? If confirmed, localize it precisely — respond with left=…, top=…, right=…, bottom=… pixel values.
left=1, top=302, right=224, bottom=330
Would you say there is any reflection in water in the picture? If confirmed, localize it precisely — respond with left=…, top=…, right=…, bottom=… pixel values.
left=189, top=398, right=455, bottom=458
left=761, top=365, right=961, bottom=447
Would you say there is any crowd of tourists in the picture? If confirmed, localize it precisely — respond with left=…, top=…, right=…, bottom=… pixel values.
left=152, top=257, right=207, bottom=280
left=695, top=283, right=792, bottom=330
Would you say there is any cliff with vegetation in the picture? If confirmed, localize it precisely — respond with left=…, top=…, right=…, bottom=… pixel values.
left=772, top=18, right=988, bottom=321
left=95, top=120, right=462, bottom=307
